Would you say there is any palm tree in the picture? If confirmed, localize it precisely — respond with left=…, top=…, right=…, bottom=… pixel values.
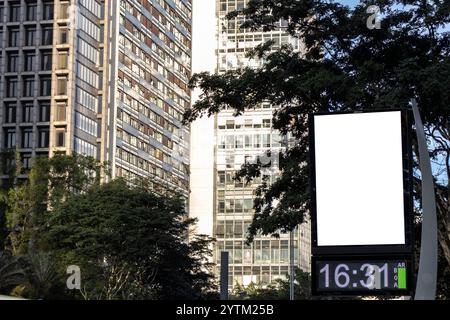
left=0, top=251, right=27, bottom=294
left=26, top=252, right=60, bottom=299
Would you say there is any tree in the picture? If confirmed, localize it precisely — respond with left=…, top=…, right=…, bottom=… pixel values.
left=231, top=268, right=312, bottom=300
left=0, top=149, right=17, bottom=251
left=184, top=0, right=449, bottom=297
left=43, top=178, right=217, bottom=300
left=2, top=153, right=109, bottom=255
left=25, top=252, right=62, bottom=299
left=0, top=251, right=27, bottom=295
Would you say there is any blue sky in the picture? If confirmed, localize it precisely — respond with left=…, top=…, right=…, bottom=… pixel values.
left=336, top=0, right=359, bottom=6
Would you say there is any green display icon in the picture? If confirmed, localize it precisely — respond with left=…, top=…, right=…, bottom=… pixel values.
left=398, top=267, right=407, bottom=289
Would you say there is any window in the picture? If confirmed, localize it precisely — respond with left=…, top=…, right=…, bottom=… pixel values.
left=272, top=133, right=281, bottom=148
left=79, top=0, right=101, bottom=18
left=237, top=0, right=245, bottom=10
left=55, top=129, right=65, bottom=147
left=216, top=221, right=225, bottom=237
left=254, top=241, right=262, bottom=263
left=59, top=2, right=69, bottom=19
left=57, top=76, right=67, bottom=95
left=6, top=78, right=18, bottom=97
left=225, top=221, right=233, bottom=237
left=218, top=171, right=225, bottom=186
left=75, top=112, right=97, bottom=136
left=235, top=199, right=243, bottom=212
left=225, top=200, right=234, bottom=214
left=79, top=14, right=100, bottom=41
left=22, top=154, right=32, bottom=170
left=243, top=199, right=253, bottom=213
left=4, top=103, right=17, bottom=123
left=218, top=200, right=225, bottom=213
left=22, top=102, right=33, bottom=122
left=235, top=221, right=243, bottom=237
left=78, top=38, right=99, bottom=64
left=8, top=28, right=20, bottom=46
left=226, top=135, right=234, bottom=149
left=25, top=27, right=36, bottom=46
left=59, top=27, right=68, bottom=44
left=7, top=53, right=19, bottom=72
left=262, top=134, right=271, bottom=148
left=24, top=53, right=36, bottom=71
left=271, top=241, right=280, bottom=262
left=77, top=62, right=99, bottom=88
left=42, top=27, right=53, bottom=45
left=76, top=86, right=98, bottom=112
left=22, top=128, right=33, bottom=148
left=56, top=103, right=66, bottom=121
left=235, top=135, right=243, bottom=148
left=9, top=3, right=20, bottom=22
left=40, top=77, right=52, bottom=96
left=262, top=240, right=270, bottom=263
left=5, top=129, right=16, bottom=148
left=42, top=2, right=54, bottom=20
left=41, top=51, right=52, bottom=70
left=226, top=120, right=235, bottom=129
left=280, top=240, right=289, bottom=263
left=58, top=51, right=68, bottom=69
left=243, top=243, right=252, bottom=263
left=254, top=134, right=261, bottom=148
left=220, top=0, right=226, bottom=12
left=38, top=129, right=50, bottom=148
left=225, top=153, right=234, bottom=169
left=218, top=135, right=226, bottom=149
left=74, top=137, right=97, bottom=157
left=39, top=102, right=50, bottom=121
left=23, top=77, right=35, bottom=97
left=26, top=2, right=37, bottom=21
left=244, top=135, right=252, bottom=148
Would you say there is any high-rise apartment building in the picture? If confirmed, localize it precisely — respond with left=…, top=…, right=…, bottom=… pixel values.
left=0, top=0, right=192, bottom=197
left=190, top=0, right=310, bottom=289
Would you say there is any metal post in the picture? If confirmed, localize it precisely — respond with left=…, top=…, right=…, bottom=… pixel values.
left=289, top=230, right=294, bottom=300
left=220, top=251, right=229, bottom=300
left=411, top=99, right=438, bottom=300
left=284, top=136, right=296, bottom=301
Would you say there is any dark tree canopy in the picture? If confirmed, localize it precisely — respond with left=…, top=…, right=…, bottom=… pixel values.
left=184, top=0, right=449, bottom=297
left=44, top=178, right=217, bottom=300
left=1, top=154, right=217, bottom=300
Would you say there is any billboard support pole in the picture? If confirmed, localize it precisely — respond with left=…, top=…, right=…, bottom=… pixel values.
left=289, top=230, right=295, bottom=300
left=220, top=251, right=229, bottom=300
left=411, top=99, right=438, bottom=300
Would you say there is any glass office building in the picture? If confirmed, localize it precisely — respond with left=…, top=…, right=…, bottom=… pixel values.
left=0, top=0, right=192, bottom=197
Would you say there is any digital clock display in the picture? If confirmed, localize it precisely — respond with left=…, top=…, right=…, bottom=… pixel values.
left=315, top=260, right=410, bottom=293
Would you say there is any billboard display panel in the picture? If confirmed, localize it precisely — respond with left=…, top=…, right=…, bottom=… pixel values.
left=312, top=111, right=406, bottom=246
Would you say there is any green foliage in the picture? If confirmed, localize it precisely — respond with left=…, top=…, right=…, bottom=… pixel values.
left=1, top=153, right=110, bottom=255
left=43, top=178, right=216, bottom=300
left=1, top=153, right=217, bottom=299
left=0, top=252, right=27, bottom=294
left=5, top=185, right=33, bottom=255
left=231, top=268, right=312, bottom=300
left=24, top=252, right=62, bottom=299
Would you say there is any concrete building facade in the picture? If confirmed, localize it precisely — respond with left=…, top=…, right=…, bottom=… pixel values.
left=0, top=0, right=192, bottom=197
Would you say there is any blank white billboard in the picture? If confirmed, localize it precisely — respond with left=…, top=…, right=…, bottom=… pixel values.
left=313, top=111, right=406, bottom=246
